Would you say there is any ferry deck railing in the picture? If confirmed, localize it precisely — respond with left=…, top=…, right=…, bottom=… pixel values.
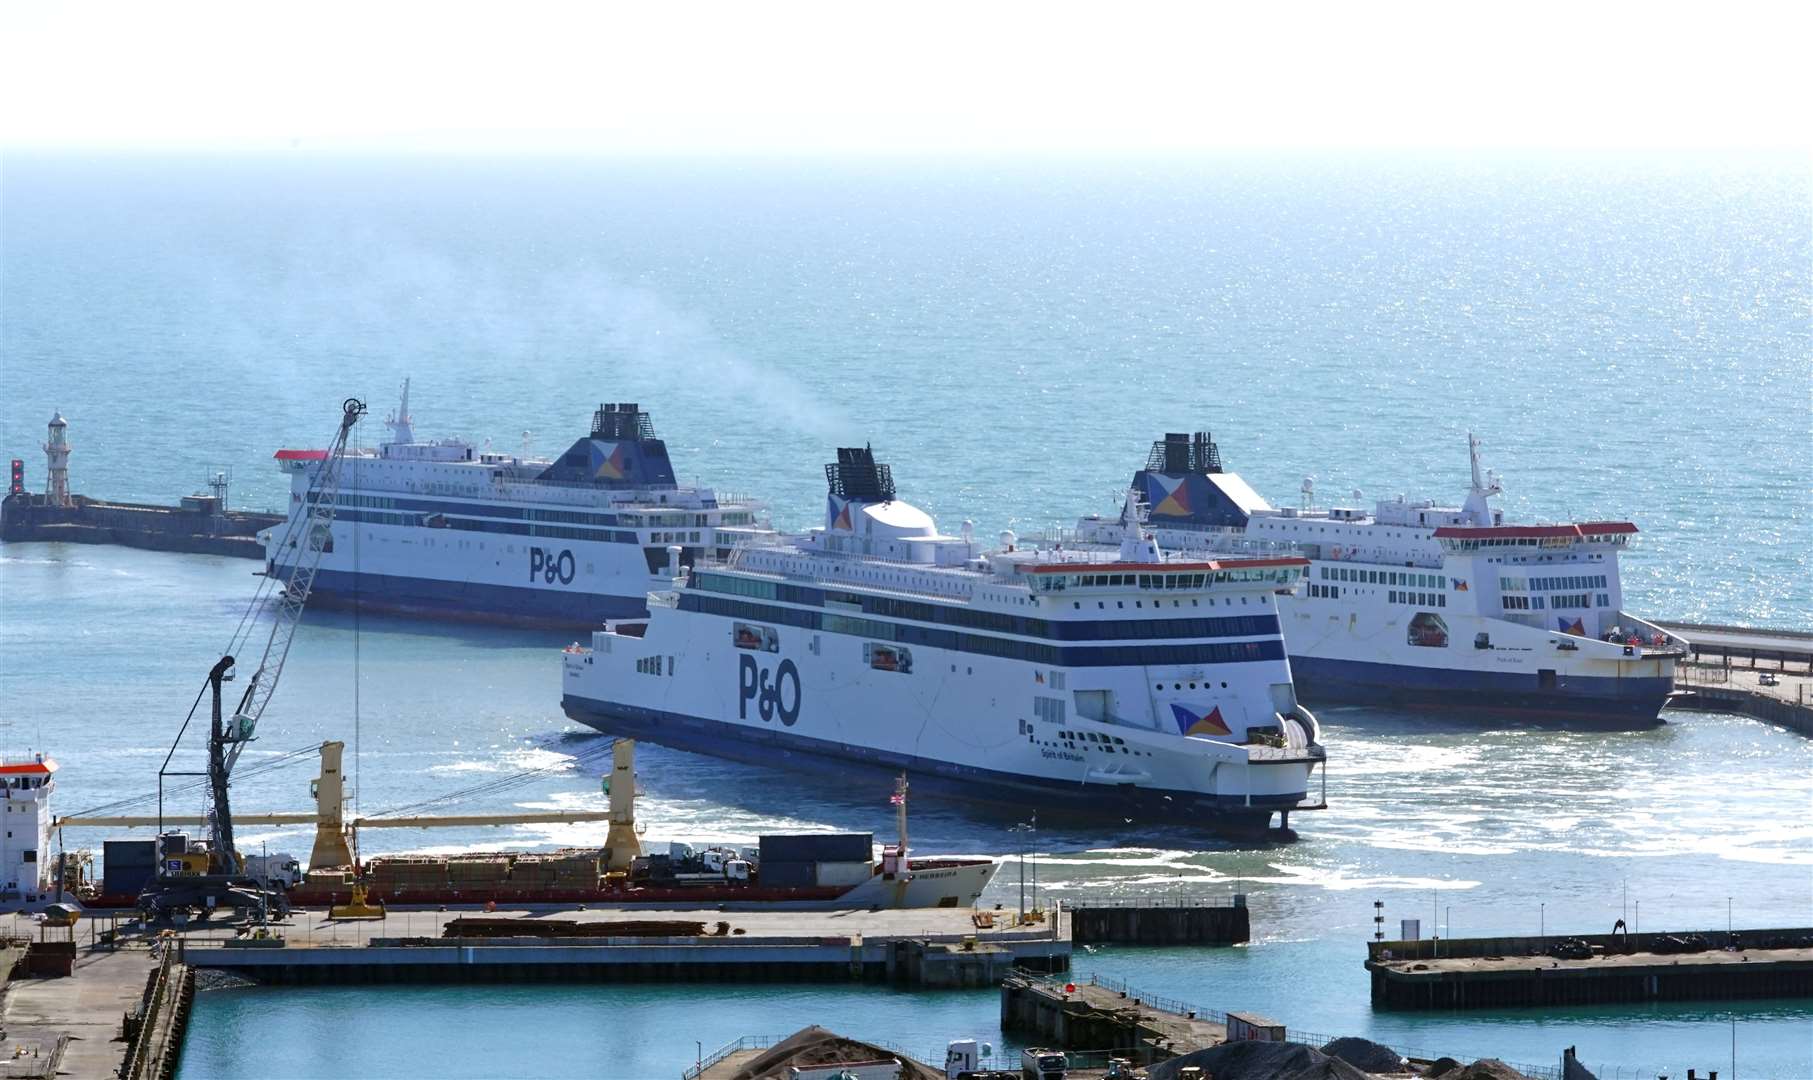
left=716, top=539, right=996, bottom=602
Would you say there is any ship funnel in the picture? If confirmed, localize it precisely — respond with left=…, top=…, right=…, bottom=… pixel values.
left=1147, top=431, right=1223, bottom=475
left=824, top=444, right=896, bottom=503
left=592, top=403, right=656, bottom=441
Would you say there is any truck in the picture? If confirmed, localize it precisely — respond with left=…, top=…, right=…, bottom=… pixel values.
left=1021, top=1049, right=1067, bottom=1080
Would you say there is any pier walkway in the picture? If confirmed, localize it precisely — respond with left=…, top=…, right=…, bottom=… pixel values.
left=0, top=939, right=189, bottom=1080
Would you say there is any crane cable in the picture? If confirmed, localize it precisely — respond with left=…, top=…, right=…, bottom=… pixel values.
left=351, top=417, right=362, bottom=859
left=366, top=737, right=619, bottom=820
left=61, top=743, right=323, bottom=821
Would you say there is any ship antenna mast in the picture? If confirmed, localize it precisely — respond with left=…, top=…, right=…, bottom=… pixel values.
left=385, top=378, right=414, bottom=445
left=893, top=774, right=909, bottom=859
left=1464, top=432, right=1503, bottom=525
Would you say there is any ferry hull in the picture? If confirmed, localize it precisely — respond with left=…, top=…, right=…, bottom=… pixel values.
left=562, top=694, right=1306, bottom=833
left=304, top=568, right=646, bottom=630
left=1290, top=655, right=1672, bottom=726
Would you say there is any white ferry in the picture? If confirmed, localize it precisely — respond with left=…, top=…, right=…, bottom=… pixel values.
left=1076, top=432, right=1683, bottom=725
left=264, top=383, right=770, bottom=628
left=562, top=446, right=1327, bottom=832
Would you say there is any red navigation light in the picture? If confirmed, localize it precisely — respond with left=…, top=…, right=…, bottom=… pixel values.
left=7, top=459, right=22, bottom=495
left=1064, top=982, right=1077, bottom=994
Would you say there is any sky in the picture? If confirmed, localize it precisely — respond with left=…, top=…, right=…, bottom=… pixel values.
left=2, top=1, right=1810, bottom=154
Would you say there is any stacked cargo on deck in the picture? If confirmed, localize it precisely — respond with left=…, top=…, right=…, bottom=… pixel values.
left=757, top=834, right=874, bottom=890
left=101, top=839, right=158, bottom=900
left=510, top=850, right=602, bottom=891
left=447, top=854, right=511, bottom=895
left=370, top=855, right=451, bottom=899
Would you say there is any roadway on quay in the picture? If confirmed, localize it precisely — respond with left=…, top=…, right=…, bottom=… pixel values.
left=167, top=905, right=1057, bottom=948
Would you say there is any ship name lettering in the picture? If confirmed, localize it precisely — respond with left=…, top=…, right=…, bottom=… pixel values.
left=529, top=547, right=576, bottom=585
left=739, top=654, right=801, bottom=727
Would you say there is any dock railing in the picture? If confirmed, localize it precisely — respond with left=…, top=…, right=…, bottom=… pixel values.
left=1081, top=972, right=1231, bottom=1025
left=683, top=1034, right=777, bottom=1079
left=117, top=945, right=177, bottom=1080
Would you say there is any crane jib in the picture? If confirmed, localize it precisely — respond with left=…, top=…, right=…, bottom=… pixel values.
left=153, top=397, right=365, bottom=904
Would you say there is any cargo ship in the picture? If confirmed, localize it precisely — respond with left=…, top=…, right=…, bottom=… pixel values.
left=292, top=839, right=993, bottom=910
left=288, top=776, right=995, bottom=910
left=53, top=750, right=995, bottom=912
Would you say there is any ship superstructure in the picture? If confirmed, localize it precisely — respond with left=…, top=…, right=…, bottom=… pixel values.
left=264, top=382, right=771, bottom=628
left=1075, top=432, right=1683, bottom=724
left=0, top=755, right=55, bottom=903
left=563, top=446, right=1327, bottom=831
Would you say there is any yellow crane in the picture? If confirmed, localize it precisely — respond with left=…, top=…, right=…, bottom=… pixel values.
left=55, top=739, right=645, bottom=874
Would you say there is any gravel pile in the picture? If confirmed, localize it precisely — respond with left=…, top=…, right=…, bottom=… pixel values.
left=1320, top=1036, right=1406, bottom=1073
left=1147, top=1041, right=1370, bottom=1080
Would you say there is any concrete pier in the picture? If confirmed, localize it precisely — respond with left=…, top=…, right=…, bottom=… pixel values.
left=1000, top=972, right=1229, bottom=1064
left=1367, top=926, right=1813, bottom=1009
left=167, top=906, right=1068, bottom=986
left=1068, top=897, right=1249, bottom=946
left=0, top=937, right=190, bottom=1080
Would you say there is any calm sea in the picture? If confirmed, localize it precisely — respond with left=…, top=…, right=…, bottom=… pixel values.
left=1, top=152, right=1808, bottom=1077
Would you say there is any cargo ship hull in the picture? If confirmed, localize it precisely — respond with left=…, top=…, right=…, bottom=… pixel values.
left=288, top=859, right=993, bottom=911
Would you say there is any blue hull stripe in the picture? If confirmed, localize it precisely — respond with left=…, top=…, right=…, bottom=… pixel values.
left=560, top=694, right=1306, bottom=829
left=305, top=568, right=644, bottom=629
left=1289, top=655, right=1672, bottom=725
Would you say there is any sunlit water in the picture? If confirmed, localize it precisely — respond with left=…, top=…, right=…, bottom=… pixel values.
left=0, top=153, right=1807, bottom=1077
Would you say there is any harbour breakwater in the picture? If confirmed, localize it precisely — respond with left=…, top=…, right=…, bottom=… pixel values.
left=0, top=493, right=278, bottom=560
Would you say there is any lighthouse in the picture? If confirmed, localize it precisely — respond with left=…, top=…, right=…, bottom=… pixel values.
left=44, top=413, right=71, bottom=508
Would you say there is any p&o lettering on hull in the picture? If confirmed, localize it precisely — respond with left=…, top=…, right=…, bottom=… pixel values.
left=529, top=547, right=577, bottom=585
left=738, top=654, right=802, bottom=726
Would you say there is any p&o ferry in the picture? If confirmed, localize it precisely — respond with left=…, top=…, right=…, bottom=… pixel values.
left=1077, top=432, right=1683, bottom=725
left=264, top=383, right=771, bottom=628
left=562, top=446, right=1327, bottom=832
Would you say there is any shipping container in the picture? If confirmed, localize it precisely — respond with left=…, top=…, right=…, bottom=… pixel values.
left=757, top=861, right=816, bottom=889
left=758, top=833, right=872, bottom=864
left=813, top=861, right=876, bottom=888
left=104, top=840, right=158, bottom=867
left=102, top=863, right=156, bottom=898
left=102, top=839, right=160, bottom=897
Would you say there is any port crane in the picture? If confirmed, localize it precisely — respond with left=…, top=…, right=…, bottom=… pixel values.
left=61, top=739, right=640, bottom=862
left=138, top=397, right=366, bottom=922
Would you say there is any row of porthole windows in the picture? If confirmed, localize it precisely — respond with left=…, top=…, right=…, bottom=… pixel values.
left=1157, top=681, right=1229, bottom=690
